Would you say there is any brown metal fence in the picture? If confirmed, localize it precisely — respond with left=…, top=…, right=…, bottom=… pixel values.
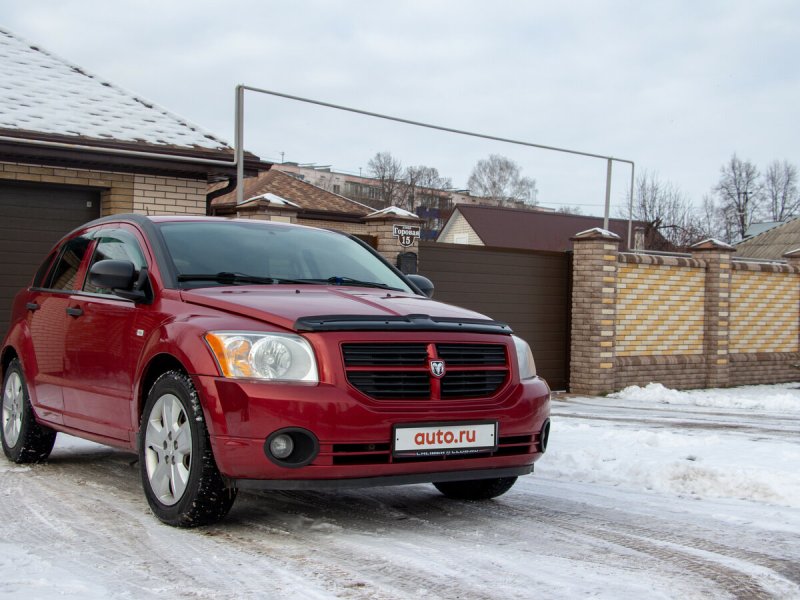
left=418, top=241, right=571, bottom=390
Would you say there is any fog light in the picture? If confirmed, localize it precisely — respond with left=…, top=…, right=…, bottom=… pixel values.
left=264, top=428, right=319, bottom=468
left=269, top=434, right=294, bottom=459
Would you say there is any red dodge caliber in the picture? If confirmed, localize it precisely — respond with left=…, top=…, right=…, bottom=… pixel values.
left=1, top=215, right=550, bottom=526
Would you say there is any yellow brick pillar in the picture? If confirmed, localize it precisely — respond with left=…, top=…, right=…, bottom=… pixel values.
left=690, top=239, right=736, bottom=388
left=569, top=228, right=620, bottom=395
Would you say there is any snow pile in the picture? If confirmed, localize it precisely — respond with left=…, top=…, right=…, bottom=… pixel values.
left=544, top=383, right=800, bottom=508
left=542, top=422, right=800, bottom=507
left=609, top=382, right=800, bottom=411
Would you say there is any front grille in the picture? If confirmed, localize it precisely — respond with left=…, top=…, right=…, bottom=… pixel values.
left=342, top=342, right=509, bottom=401
left=437, top=344, right=507, bottom=366
left=342, top=344, right=427, bottom=366
left=441, top=371, right=507, bottom=399
left=328, top=435, right=533, bottom=465
left=345, top=372, right=430, bottom=399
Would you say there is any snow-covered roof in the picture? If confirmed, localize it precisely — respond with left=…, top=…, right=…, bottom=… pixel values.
left=0, top=27, right=229, bottom=151
left=690, top=238, right=735, bottom=250
left=241, top=192, right=301, bottom=208
left=366, top=206, right=419, bottom=219
left=574, top=227, right=621, bottom=239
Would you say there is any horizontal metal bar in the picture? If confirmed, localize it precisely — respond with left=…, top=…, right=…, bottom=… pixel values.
left=240, top=85, right=634, bottom=165
left=733, top=257, right=787, bottom=265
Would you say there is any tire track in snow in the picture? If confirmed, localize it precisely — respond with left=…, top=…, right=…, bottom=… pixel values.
left=1, top=434, right=798, bottom=599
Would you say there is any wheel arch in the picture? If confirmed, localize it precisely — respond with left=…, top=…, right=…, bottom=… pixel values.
left=137, top=353, right=189, bottom=423
left=1, top=346, right=19, bottom=380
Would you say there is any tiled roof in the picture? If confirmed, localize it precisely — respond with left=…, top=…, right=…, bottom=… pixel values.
left=0, top=27, right=229, bottom=151
left=212, top=169, right=376, bottom=216
left=735, top=217, right=800, bottom=259
left=446, top=204, right=648, bottom=252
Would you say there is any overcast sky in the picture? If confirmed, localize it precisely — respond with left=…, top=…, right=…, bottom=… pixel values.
left=3, top=0, right=799, bottom=217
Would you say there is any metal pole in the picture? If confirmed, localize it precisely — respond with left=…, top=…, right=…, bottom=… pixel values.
left=627, top=163, right=635, bottom=250
left=603, top=158, right=613, bottom=230
left=235, top=85, right=245, bottom=205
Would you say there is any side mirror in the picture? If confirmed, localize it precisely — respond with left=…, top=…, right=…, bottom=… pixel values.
left=407, top=274, right=435, bottom=298
left=89, top=260, right=148, bottom=302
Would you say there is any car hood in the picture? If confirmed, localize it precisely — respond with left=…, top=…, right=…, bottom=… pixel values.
left=180, top=285, right=493, bottom=332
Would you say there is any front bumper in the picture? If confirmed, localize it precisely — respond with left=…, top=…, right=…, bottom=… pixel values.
left=194, top=374, right=551, bottom=484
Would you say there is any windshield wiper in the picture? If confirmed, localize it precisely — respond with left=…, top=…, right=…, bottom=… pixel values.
left=324, top=276, right=401, bottom=290
left=177, top=272, right=278, bottom=285
left=177, top=272, right=401, bottom=291
left=177, top=273, right=332, bottom=286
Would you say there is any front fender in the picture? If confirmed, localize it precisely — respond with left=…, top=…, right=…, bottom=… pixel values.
left=132, top=313, right=292, bottom=440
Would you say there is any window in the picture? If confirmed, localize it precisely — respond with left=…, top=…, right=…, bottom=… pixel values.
left=333, top=184, right=341, bottom=194
left=32, top=250, right=58, bottom=288
left=83, top=229, right=146, bottom=295
left=157, top=221, right=412, bottom=293
left=45, top=235, right=93, bottom=291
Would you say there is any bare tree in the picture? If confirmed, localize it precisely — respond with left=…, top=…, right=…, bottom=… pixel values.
left=401, top=165, right=452, bottom=212
left=467, top=154, right=538, bottom=206
left=713, top=154, right=763, bottom=240
left=763, top=160, right=799, bottom=222
left=697, top=194, right=731, bottom=242
left=367, top=151, right=404, bottom=208
left=621, top=170, right=703, bottom=250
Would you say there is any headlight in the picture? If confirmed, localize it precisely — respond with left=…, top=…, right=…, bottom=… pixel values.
left=205, top=332, right=318, bottom=382
left=512, top=335, right=537, bottom=380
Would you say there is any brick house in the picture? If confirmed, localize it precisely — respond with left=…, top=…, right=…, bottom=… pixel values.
left=0, top=27, right=265, bottom=333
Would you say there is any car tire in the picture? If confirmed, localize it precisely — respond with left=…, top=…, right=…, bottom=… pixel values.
left=433, top=476, right=518, bottom=500
left=1, top=359, right=57, bottom=463
left=139, top=370, right=236, bottom=527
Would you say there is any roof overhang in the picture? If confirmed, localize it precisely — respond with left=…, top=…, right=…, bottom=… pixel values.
left=0, top=130, right=268, bottom=181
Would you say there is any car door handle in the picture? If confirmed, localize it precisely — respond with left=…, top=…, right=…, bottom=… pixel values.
left=66, top=307, right=83, bottom=318
left=26, top=302, right=40, bottom=312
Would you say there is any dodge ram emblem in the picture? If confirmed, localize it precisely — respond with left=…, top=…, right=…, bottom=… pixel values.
left=430, top=360, right=446, bottom=378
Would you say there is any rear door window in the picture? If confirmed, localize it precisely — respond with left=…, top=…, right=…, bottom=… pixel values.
left=32, top=250, right=58, bottom=288
left=45, top=235, right=93, bottom=291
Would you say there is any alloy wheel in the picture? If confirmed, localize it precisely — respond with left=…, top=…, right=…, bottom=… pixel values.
left=143, top=393, right=192, bottom=506
left=2, top=372, right=23, bottom=448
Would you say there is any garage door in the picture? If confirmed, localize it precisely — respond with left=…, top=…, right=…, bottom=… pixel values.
left=0, top=183, right=100, bottom=337
left=419, top=241, right=572, bottom=391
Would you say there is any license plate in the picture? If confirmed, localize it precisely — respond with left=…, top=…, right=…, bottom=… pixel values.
left=393, top=422, right=497, bottom=457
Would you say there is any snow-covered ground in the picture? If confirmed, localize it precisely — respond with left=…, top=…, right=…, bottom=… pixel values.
left=1, top=383, right=799, bottom=599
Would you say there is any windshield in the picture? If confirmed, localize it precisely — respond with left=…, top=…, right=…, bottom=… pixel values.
left=157, top=221, right=413, bottom=293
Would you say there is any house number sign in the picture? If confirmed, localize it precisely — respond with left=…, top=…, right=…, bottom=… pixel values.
left=392, top=224, right=421, bottom=247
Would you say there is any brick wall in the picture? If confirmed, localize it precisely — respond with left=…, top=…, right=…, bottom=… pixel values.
left=616, top=262, right=705, bottom=356
left=298, top=218, right=369, bottom=236
left=570, top=231, right=800, bottom=394
left=729, top=268, right=798, bottom=353
left=1, top=161, right=207, bottom=216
